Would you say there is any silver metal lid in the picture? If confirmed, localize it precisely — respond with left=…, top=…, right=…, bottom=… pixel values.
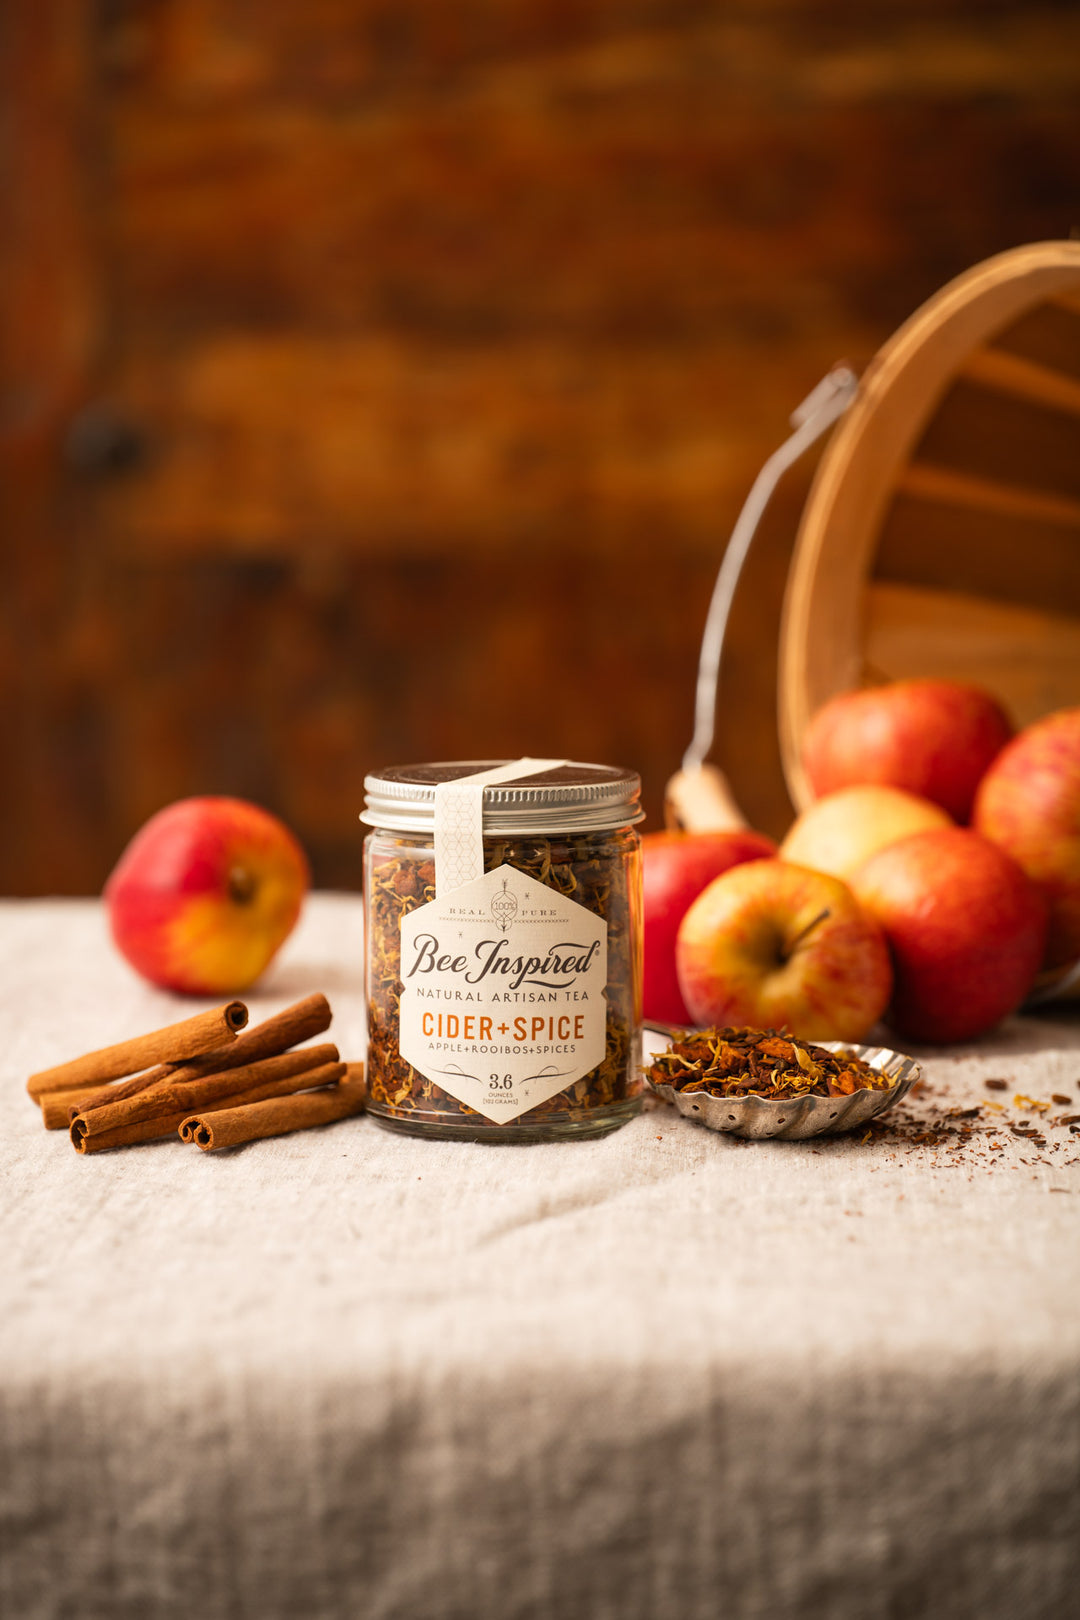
left=361, top=760, right=644, bottom=835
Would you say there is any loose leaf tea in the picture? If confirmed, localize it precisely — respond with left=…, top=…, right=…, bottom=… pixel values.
left=366, top=830, right=641, bottom=1129
left=648, top=1027, right=893, bottom=1100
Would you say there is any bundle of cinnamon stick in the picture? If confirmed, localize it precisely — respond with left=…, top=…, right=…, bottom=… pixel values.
left=27, top=994, right=364, bottom=1153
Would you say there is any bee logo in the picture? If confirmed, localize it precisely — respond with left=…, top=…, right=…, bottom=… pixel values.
left=490, top=878, right=518, bottom=933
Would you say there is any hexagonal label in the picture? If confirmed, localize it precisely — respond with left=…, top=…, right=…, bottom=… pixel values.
left=398, top=863, right=608, bottom=1122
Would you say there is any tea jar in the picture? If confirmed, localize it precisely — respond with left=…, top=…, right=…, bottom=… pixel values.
left=361, top=759, right=643, bottom=1142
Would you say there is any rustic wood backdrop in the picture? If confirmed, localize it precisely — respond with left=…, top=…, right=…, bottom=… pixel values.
left=3, top=0, right=1079, bottom=893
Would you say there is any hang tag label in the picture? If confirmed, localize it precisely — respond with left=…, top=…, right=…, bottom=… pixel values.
left=433, top=758, right=567, bottom=896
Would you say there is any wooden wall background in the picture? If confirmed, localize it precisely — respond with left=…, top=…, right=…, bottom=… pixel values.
left=2, top=0, right=1079, bottom=893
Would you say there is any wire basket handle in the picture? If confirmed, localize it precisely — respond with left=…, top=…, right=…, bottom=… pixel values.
left=665, top=363, right=858, bottom=831
left=683, top=363, right=859, bottom=775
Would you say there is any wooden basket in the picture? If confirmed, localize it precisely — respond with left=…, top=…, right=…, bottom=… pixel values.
left=779, top=239, right=1080, bottom=810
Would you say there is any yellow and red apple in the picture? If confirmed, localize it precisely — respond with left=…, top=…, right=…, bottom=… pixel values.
left=675, top=859, right=893, bottom=1042
left=850, top=827, right=1047, bottom=1043
left=803, top=679, right=1013, bottom=823
left=105, top=797, right=310, bottom=994
left=780, top=784, right=952, bottom=881
left=643, top=828, right=777, bottom=1022
left=973, top=706, right=1080, bottom=971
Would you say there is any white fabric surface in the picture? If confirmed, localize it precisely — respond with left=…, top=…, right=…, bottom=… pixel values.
left=1, top=895, right=1079, bottom=1620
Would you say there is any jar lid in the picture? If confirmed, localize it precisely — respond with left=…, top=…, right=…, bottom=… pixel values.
left=361, top=759, right=643, bottom=835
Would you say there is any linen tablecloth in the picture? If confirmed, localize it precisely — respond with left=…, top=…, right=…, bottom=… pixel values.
left=2, top=896, right=1079, bottom=1620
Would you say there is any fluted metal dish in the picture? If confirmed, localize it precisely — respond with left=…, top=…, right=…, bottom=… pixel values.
left=646, top=1038, right=920, bottom=1140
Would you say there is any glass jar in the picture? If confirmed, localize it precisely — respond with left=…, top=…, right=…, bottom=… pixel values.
left=362, top=761, right=643, bottom=1142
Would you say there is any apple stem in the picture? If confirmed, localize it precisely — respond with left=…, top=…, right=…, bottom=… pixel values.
left=228, top=866, right=257, bottom=905
left=784, top=907, right=831, bottom=958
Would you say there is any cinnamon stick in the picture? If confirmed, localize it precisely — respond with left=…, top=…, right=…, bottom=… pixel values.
left=41, top=1088, right=111, bottom=1130
left=183, top=1073, right=366, bottom=1151
left=178, top=1060, right=349, bottom=1140
left=72, top=992, right=332, bottom=1117
left=27, top=1001, right=248, bottom=1099
left=74, top=1061, right=349, bottom=1155
left=72, top=1112, right=199, bottom=1154
left=69, top=1043, right=339, bottom=1150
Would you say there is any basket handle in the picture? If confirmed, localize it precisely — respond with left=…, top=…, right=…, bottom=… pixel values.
left=667, top=363, right=859, bottom=831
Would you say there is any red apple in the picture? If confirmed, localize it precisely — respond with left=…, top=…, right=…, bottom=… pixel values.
left=973, top=707, right=1080, bottom=971
left=676, top=859, right=893, bottom=1042
left=105, top=797, right=310, bottom=994
left=780, top=785, right=952, bottom=881
left=643, top=828, right=777, bottom=1022
left=803, top=679, right=1013, bottom=822
left=850, top=827, right=1047, bottom=1044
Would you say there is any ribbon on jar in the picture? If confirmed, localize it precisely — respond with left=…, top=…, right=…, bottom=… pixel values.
left=434, top=759, right=567, bottom=896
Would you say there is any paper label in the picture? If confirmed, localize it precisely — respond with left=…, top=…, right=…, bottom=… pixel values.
left=398, top=863, right=608, bottom=1122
